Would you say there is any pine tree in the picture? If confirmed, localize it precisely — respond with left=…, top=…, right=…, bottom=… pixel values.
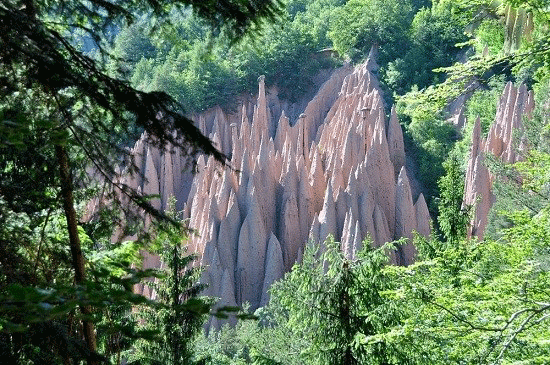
left=129, top=202, right=213, bottom=365
left=269, top=237, right=404, bottom=364
left=437, top=153, right=470, bottom=245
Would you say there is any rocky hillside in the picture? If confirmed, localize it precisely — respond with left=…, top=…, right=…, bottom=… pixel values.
left=464, top=82, right=533, bottom=239
left=124, top=52, right=432, bottom=314
left=95, top=52, right=537, bottom=332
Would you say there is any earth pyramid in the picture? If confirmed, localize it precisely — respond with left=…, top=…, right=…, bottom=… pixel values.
left=464, top=82, right=534, bottom=239
left=126, top=55, right=432, bottom=312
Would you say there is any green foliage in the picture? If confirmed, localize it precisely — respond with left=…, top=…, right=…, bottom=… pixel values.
left=119, top=1, right=336, bottom=112
left=290, top=0, right=345, bottom=49
left=437, top=153, right=470, bottom=244
left=397, top=102, right=457, bottom=208
left=482, top=72, right=550, bottom=239
left=194, top=238, right=413, bottom=365
left=194, top=306, right=305, bottom=365
left=197, top=217, right=550, bottom=364
left=390, top=207, right=550, bottom=363
left=464, top=75, right=506, bottom=135
left=119, top=0, right=468, bottom=112
left=393, top=43, right=550, bottom=360
left=193, top=2, right=550, bottom=364
left=328, top=0, right=414, bottom=64
left=529, top=75, right=550, bottom=150
left=406, top=0, right=550, bottom=118
left=233, top=21, right=333, bottom=102
left=0, top=102, right=60, bottom=215
left=513, top=150, right=550, bottom=195
left=262, top=238, right=406, bottom=365
left=112, top=22, right=157, bottom=67
left=385, top=0, right=470, bottom=210
left=384, top=0, right=469, bottom=95
left=0, top=195, right=158, bottom=363
left=120, top=13, right=242, bottom=112
left=474, top=18, right=506, bottom=56
left=485, top=148, right=550, bottom=239
left=6, top=0, right=550, bottom=363
left=2, top=0, right=286, bottom=361
left=128, top=203, right=212, bottom=365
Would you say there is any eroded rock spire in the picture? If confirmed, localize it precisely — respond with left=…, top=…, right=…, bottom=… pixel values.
left=122, top=59, right=431, bottom=315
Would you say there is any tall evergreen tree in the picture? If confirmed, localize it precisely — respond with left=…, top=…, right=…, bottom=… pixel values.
left=128, top=203, right=212, bottom=365
left=268, top=238, right=405, bottom=365
left=437, top=153, right=470, bottom=245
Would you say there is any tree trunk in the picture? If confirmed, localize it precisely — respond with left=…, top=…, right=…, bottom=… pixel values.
left=171, top=242, right=181, bottom=365
left=56, top=145, right=98, bottom=364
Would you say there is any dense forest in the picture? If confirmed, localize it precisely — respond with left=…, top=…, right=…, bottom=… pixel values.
left=2, top=0, right=550, bottom=364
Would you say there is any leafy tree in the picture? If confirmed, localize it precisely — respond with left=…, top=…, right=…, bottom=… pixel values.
left=0, top=194, right=157, bottom=363
left=391, top=57, right=550, bottom=363
left=464, top=75, right=506, bottom=135
left=473, top=18, right=505, bottom=56
left=233, top=21, right=332, bottom=103
left=390, top=206, right=550, bottom=364
left=289, top=0, right=345, bottom=49
left=396, top=101, right=457, bottom=211
left=405, top=0, right=550, bottom=113
left=328, top=0, right=414, bottom=64
left=481, top=74, right=550, bottom=239
left=110, top=20, right=158, bottom=74
left=121, top=0, right=338, bottom=112
left=194, top=304, right=307, bottom=365
left=194, top=238, right=425, bottom=365
left=384, top=0, right=469, bottom=95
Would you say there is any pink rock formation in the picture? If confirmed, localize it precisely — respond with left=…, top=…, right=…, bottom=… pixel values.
left=260, top=233, right=285, bottom=306
left=414, top=193, right=431, bottom=239
left=388, top=106, right=406, bottom=179
left=126, top=58, right=432, bottom=312
left=464, top=82, right=534, bottom=238
left=394, top=167, right=417, bottom=265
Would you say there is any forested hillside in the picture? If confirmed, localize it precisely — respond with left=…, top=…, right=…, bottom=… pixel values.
left=2, top=0, right=550, bottom=364
left=110, top=0, right=470, bottom=207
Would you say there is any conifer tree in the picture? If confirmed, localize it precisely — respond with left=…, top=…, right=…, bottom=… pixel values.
left=437, top=153, right=470, bottom=244
left=128, top=201, right=212, bottom=365
left=269, top=238, right=404, bottom=365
